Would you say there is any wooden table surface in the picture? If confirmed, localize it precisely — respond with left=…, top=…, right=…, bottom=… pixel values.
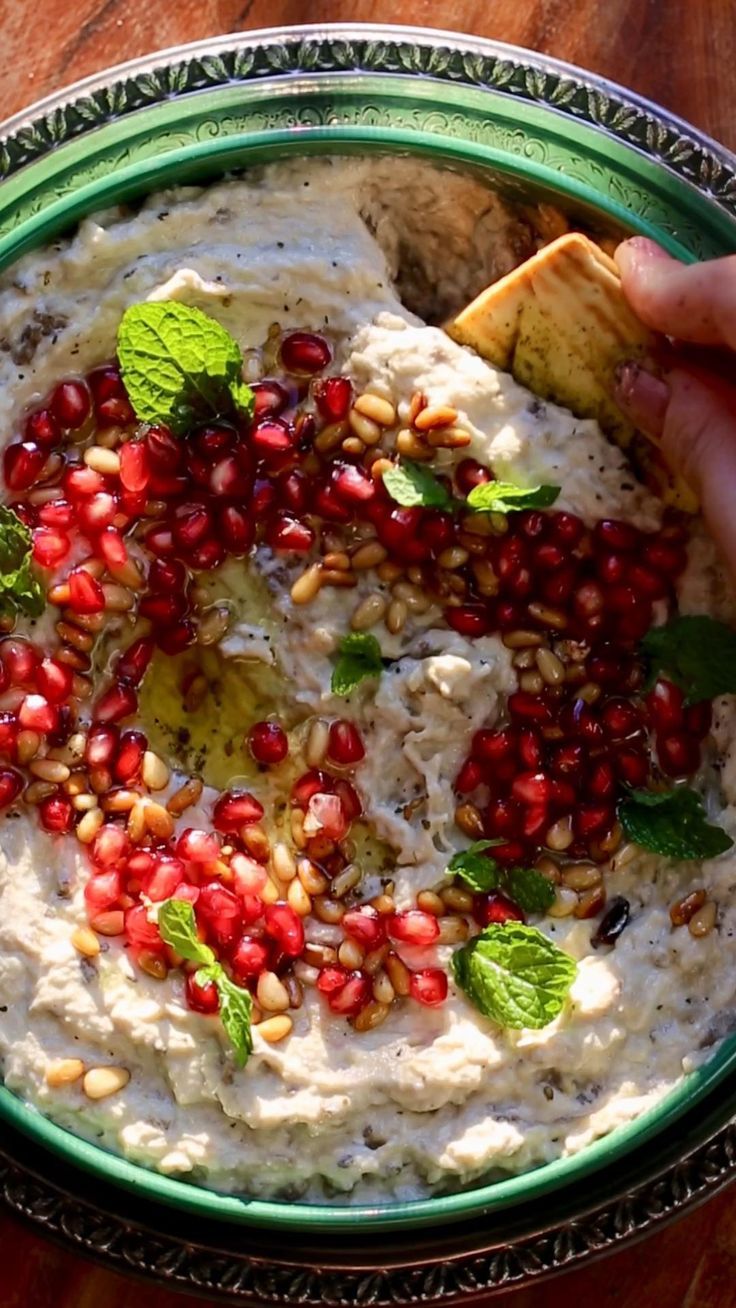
left=1, top=1, right=735, bottom=1305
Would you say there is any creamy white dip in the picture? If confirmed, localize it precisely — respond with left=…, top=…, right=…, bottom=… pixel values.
left=1, top=158, right=735, bottom=1203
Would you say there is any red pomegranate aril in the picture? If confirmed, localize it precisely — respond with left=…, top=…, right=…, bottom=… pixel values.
left=145, top=425, right=181, bottom=473
left=511, top=771, right=551, bottom=805
left=291, top=769, right=333, bottom=808
left=472, top=728, right=516, bottom=765
left=551, top=512, right=585, bottom=546
left=32, top=527, right=71, bottom=569
left=173, top=503, right=213, bottom=551
left=627, top=562, right=668, bottom=599
left=251, top=379, right=290, bottom=421
left=213, top=790, right=265, bottom=833
left=317, top=965, right=348, bottom=995
left=646, top=679, right=685, bottom=733
left=560, top=699, right=604, bottom=744
left=84, top=869, right=123, bottom=914
left=4, top=442, right=45, bottom=490
left=37, top=657, right=74, bottom=705
left=231, top=854, right=268, bottom=896
left=312, top=484, right=351, bottom=524
left=50, top=379, right=90, bottom=430
left=517, top=726, right=544, bottom=771
left=305, top=791, right=350, bottom=840
left=124, top=905, right=162, bottom=952
left=98, top=395, right=136, bottom=425
left=139, top=593, right=188, bottom=627
left=594, top=519, right=639, bottom=552
left=455, top=458, right=491, bottom=496
left=98, top=527, right=128, bottom=570
left=684, top=701, right=712, bottom=739
left=252, top=478, right=277, bottom=517
left=77, top=491, right=119, bottom=536
left=373, top=506, right=428, bottom=563
left=596, top=552, right=627, bottom=585
left=280, top=331, right=332, bottom=375
left=485, top=796, right=523, bottom=837
left=64, top=466, right=106, bottom=500
left=342, top=906, right=385, bottom=950
left=657, top=731, right=702, bottom=777
left=455, top=758, right=483, bottom=793
left=185, top=972, right=220, bottom=1014
left=277, top=470, right=309, bottom=515
left=331, top=463, right=376, bottom=505
left=327, top=720, right=365, bottom=766
left=388, top=910, right=440, bottom=947
left=643, top=539, right=688, bottom=576
left=473, top=890, right=526, bottom=927
left=542, top=565, right=577, bottom=605
left=231, top=936, right=270, bottom=982
left=446, top=606, right=493, bottom=638
left=119, top=440, right=150, bottom=492
left=248, top=721, right=289, bottom=766
left=116, top=638, right=154, bottom=687
left=574, top=804, right=614, bottom=839
left=145, top=560, right=185, bottom=598
left=615, top=747, right=649, bottom=787
left=197, top=883, right=243, bottom=950
left=328, top=972, right=372, bottom=1016
left=410, top=968, right=448, bottom=1006
left=534, top=541, right=566, bottom=571
left=141, top=855, right=187, bottom=902
left=47, top=704, right=74, bottom=749
left=88, top=364, right=124, bottom=403
left=114, top=730, right=147, bottom=782
left=176, top=828, right=221, bottom=864
left=267, top=513, right=315, bottom=553
left=85, top=723, right=119, bottom=768
left=1, top=639, right=39, bottom=686
left=586, top=757, right=616, bottom=800
left=333, top=778, right=362, bottom=823
left=264, top=902, right=305, bottom=957
left=119, top=488, right=148, bottom=519
left=39, top=794, right=74, bottom=833
left=144, top=525, right=175, bottom=558
left=157, top=621, right=195, bottom=656
left=313, top=376, right=352, bottom=422
left=490, top=839, right=529, bottom=865
left=221, top=505, right=255, bottom=555
left=549, top=777, right=577, bottom=808
left=18, top=695, right=57, bottom=734
left=188, top=539, right=226, bottom=573
left=93, top=684, right=138, bottom=724
left=25, top=407, right=60, bottom=447
left=0, top=715, right=18, bottom=757
left=38, top=499, right=75, bottom=530
left=250, top=418, right=295, bottom=460
left=523, top=803, right=550, bottom=841
left=574, top=581, right=604, bottom=618
left=508, top=692, right=553, bottom=724
left=600, top=699, right=642, bottom=740
left=92, top=824, right=129, bottom=868
left=0, top=768, right=23, bottom=807
left=209, top=454, right=251, bottom=499
left=68, top=569, right=105, bottom=615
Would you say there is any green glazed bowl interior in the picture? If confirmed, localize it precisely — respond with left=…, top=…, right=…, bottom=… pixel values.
left=2, top=23, right=736, bottom=1234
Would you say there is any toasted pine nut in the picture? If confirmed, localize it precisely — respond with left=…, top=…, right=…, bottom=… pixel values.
left=108, top=557, right=144, bottom=590
left=395, top=429, right=433, bottom=460
left=351, top=540, right=387, bottom=570
left=331, top=864, right=362, bottom=899
left=353, top=1001, right=390, bottom=1033
left=257, top=971, right=290, bottom=1012
left=48, top=583, right=71, bottom=606
left=416, top=890, right=445, bottom=916
left=438, top=914, right=469, bottom=945
left=369, top=456, right=396, bottom=481
left=385, top=952, right=411, bottom=997
left=303, top=941, right=337, bottom=969
left=536, top=647, right=566, bottom=684
left=321, top=569, right=357, bottom=588
left=348, top=409, right=382, bottom=446
left=527, top=602, right=568, bottom=630
left=314, top=421, right=347, bottom=454
left=24, top=780, right=57, bottom=805
left=90, top=910, right=125, bottom=936
left=455, top=802, right=485, bottom=839
left=71, top=925, right=101, bottom=957
left=440, top=885, right=474, bottom=913
left=72, top=792, right=100, bottom=812
left=291, top=563, right=322, bottom=605
left=29, top=758, right=71, bottom=784
left=354, top=393, right=397, bottom=427
left=88, top=767, right=112, bottom=795
left=393, top=581, right=431, bottom=614
left=183, top=674, right=208, bottom=712
left=258, top=1014, right=293, bottom=1043
left=144, top=802, right=175, bottom=839
left=689, top=900, right=717, bottom=937
left=127, top=802, right=147, bottom=843
left=386, top=598, right=408, bottom=634
left=438, top=546, right=469, bottom=570
left=460, top=512, right=495, bottom=537
left=414, top=403, right=458, bottom=431
left=290, top=808, right=307, bottom=849
left=372, top=970, right=395, bottom=1005
left=293, top=960, right=320, bottom=986
left=272, top=842, right=297, bottom=882
left=102, top=788, right=140, bottom=813
left=142, top=751, right=169, bottom=791
left=545, top=816, right=574, bottom=852
left=46, top=1058, right=85, bottom=1087
left=351, top=593, right=387, bottom=631
left=261, top=877, right=281, bottom=905
left=56, top=621, right=94, bottom=653
left=16, top=729, right=41, bottom=765
left=577, top=681, right=602, bottom=705
left=102, top=583, right=134, bottom=613
left=166, top=777, right=203, bottom=815
left=670, top=889, right=707, bottom=927
left=574, top=886, right=607, bottom=920
left=138, top=951, right=168, bottom=980
left=548, top=887, right=579, bottom=918
left=518, top=670, right=544, bottom=694
left=65, top=770, right=89, bottom=797
left=342, top=436, right=365, bottom=457
left=304, top=718, right=329, bottom=769
left=338, top=938, right=365, bottom=970
left=503, top=629, right=545, bottom=650
left=84, top=446, right=121, bottom=475
left=197, top=605, right=231, bottom=646
left=298, top=858, right=329, bottom=896
left=312, top=895, right=345, bottom=924
left=425, top=425, right=472, bottom=449
left=56, top=646, right=91, bottom=671
left=363, top=944, right=389, bottom=974
left=287, top=877, right=312, bottom=916
left=561, top=863, right=602, bottom=891
left=83, top=1066, right=130, bottom=1100
left=407, top=390, right=427, bottom=425
left=72, top=673, right=93, bottom=700
left=322, top=551, right=351, bottom=572
left=371, top=892, right=396, bottom=915
left=471, top=559, right=500, bottom=596
left=76, top=807, right=104, bottom=844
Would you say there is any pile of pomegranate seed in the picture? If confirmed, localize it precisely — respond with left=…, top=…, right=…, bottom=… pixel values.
left=0, top=325, right=712, bottom=1037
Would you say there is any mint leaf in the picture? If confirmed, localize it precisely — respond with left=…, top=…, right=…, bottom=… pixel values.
left=0, top=506, right=44, bottom=619
left=451, top=923, right=576, bottom=1029
left=383, top=460, right=452, bottom=510
left=504, top=867, right=556, bottom=915
left=448, top=840, right=502, bottom=892
left=331, top=632, right=383, bottom=695
left=641, top=616, right=736, bottom=704
left=208, top=967, right=253, bottom=1068
left=620, top=787, right=733, bottom=860
left=158, top=899, right=215, bottom=967
left=117, top=301, right=254, bottom=436
left=466, top=481, right=560, bottom=514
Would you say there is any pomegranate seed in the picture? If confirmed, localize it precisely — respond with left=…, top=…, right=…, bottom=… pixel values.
left=455, top=758, right=483, bottom=793
left=64, top=466, right=106, bottom=501
left=0, top=768, right=23, bottom=807
left=646, top=679, right=685, bottom=733
left=176, top=828, right=221, bottom=863
left=328, top=972, right=372, bottom=1016
left=148, top=558, right=187, bottom=593
left=304, top=791, right=350, bottom=840
left=517, top=727, right=544, bottom=771
left=331, top=463, right=376, bottom=505
left=472, top=728, right=516, bottom=765
left=643, top=539, right=688, bottom=576
left=485, top=839, right=528, bottom=866
left=194, top=426, right=234, bottom=459
left=124, top=905, right=162, bottom=952
left=50, top=379, right=90, bottom=430
left=68, top=569, right=105, bottom=615
left=312, top=484, right=351, bottom=524
left=4, top=442, right=45, bottom=490
left=313, top=376, right=352, bottom=422
left=39, top=794, right=74, bottom=833
left=410, top=968, right=448, bottom=1006
left=77, top=491, right=119, bottom=536
left=508, top=693, right=553, bottom=724
left=374, top=505, right=429, bottom=563
left=455, top=458, right=491, bottom=496
left=92, top=824, right=129, bottom=868
left=657, top=732, right=702, bottom=777
left=446, top=606, right=493, bottom=638
left=473, top=891, right=526, bottom=927
left=213, top=790, right=265, bottom=833
left=327, top=720, right=365, bottom=766
left=88, top=364, right=124, bottom=403
left=596, top=552, right=628, bottom=585
left=84, top=869, right=123, bottom=914
left=173, top=502, right=213, bottom=551
left=615, top=746, right=649, bottom=787
left=485, top=796, right=523, bottom=837
left=248, top=721, right=289, bottom=766
left=551, top=512, right=585, bottom=546
left=560, top=700, right=604, bottom=744
left=587, top=757, right=616, bottom=800
left=317, top=966, right=348, bottom=995
left=98, top=527, right=128, bottom=569
left=172, top=884, right=200, bottom=905
left=98, top=395, right=136, bottom=425
left=250, top=418, right=295, bottom=459
left=141, top=855, right=187, bottom=902
left=251, top=379, right=290, bottom=420
left=542, top=565, right=577, bottom=606
left=230, top=853, right=268, bottom=896
left=93, top=684, right=138, bottom=723
left=388, top=910, right=440, bottom=947
left=574, top=581, right=604, bottom=618
left=334, top=778, right=362, bottom=822
left=119, top=440, right=150, bottom=492
left=221, top=505, right=255, bottom=554
left=280, top=331, right=332, bottom=375
left=0, top=714, right=18, bottom=757
left=18, top=694, right=57, bottom=734
left=85, top=722, right=119, bottom=768
left=231, top=936, right=270, bottom=982
left=37, top=657, right=74, bottom=705
left=342, top=906, right=385, bottom=950
left=188, top=540, right=226, bottom=572
left=264, top=902, right=305, bottom=957
left=38, top=499, right=75, bottom=530
left=114, top=730, right=147, bottom=782
left=594, top=519, right=639, bottom=552
left=197, top=882, right=243, bottom=951
left=25, top=407, right=60, bottom=447
left=627, top=563, right=668, bottom=599
left=277, top=470, right=309, bottom=515
left=534, top=541, right=566, bottom=571
left=291, top=769, right=333, bottom=808
left=139, top=593, right=188, bottom=627
left=599, top=699, right=641, bottom=741
left=1, top=639, right=39, bottom=686
left=185, top=972, right=219, bottom=1014
left=116, top=638, right=154, bottom=687
left=144, top=525, right=175, bottom=558
left=574, top=804, right=614, bottom=839
left=145, top=425, right=181, bottom=472
left=684, top=701, right=712, bottom=739
left=266, top=513, right=315, bottom=553
left=511, top=771, right=552, bottom=805
left=209, top=454, right=251, bottom=498
left=549, top=778, right=577, bottom=808
left=32, top=525, right=71, bottom=568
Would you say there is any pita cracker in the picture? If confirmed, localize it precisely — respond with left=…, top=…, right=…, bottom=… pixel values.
left=445, top=232, right=697, bottom=511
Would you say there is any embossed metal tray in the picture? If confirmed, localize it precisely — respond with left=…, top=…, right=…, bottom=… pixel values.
left=1, top=21, right=736, bottom=1295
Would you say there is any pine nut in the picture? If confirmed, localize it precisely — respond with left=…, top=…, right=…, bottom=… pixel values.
left=322, top=551, right=351, bottom=572
left=545, top=816, right=574, bottom=851
left=395, top=429, right=433, bottom=460
left=293, top=960, right=320, bottom=986
left=471, top=559, right=500, bottom=596
left=440, top=885, right=474, bottom=913
left=321, top=569, right=357, bottom=588
left=414, top=404, right=458, bottom=431
left=314, top=421, right=348, bottom=454
left=536, top=647, right=566, bottom=684
left=90, top=910, right=125, bottom=936
left=416, top=890, right=445, bottom=916
left=348, top=409, right=382, bottom=445
left=351, top=541, right=387, bottom=570
left=503, top=629, right=545, bottom=649
left=437, top=546, right=469, bottom=570
left=670, top=889, right=707, bottom=927
left=257, top=971, right=290, bottom=1012
left=353, top=1001, right=390, bottom=1032
left=425, top=426, right=472, bottom=449
left=16, top=730, right=41, bottom=765
left=56, top=621, right=94, bottom=653
left=258, top=1014, right=293, bottom=1043
left=331, top=864, right=362, bottom=899
left=385, top=952, right=411, bottom=997
left=407, top=390, right=428, bottom=425
left=577, top=681, right=602, bottom=705
left=574, top=886, right=607, bottom=920
left=166, top=777, right=203, bottom=815
left=197, top=605, right=231, bottom=646
left=519, top=670, right=544, bottom=694
left=338, top=939, right=365, bottom=970
left=127, top=802, right=147, bottom=842
left=84, top=446, right=121, bottom=475
left=461, top=512, right=495, bottom=537
left=182, top=674, right=208, bottom=712
left=71, top=925, right=101, bottom=957
left=312, top=895, right=345, bottom=924
left=273, top=842, right=297, bottom=882
left=46, top=1058, right=85, bottom=1087
left=548, top=887, right=579, bottom=918
left=376, top=560, right=404, bottom=584
left=588, top=821, right=624, bottom=861
left=455, top=802, right=485, bottom=839
left=95, top=425, right=125, bottom=449
left=513, top=648, right=538, bottom=669
left=56, top=646, right=91, bottom=672
left=108, top=557, right=144, bottom=590
left=298, top=858, right=329, bottom=895
left=102, top=788, right=139, bottom=813
left=72, top=792, right=99, bottom=812
left=291, top=563, right=322, bottom=605
left=393, top=581, right=431, bottom=614
left=76, top=807, right=104, bottom=843
left=138, top=951, right=168, bottom=980
left=303, top=941, right=337, bottom=969
left=354, top=393, right=396, bottom=427
left=102, top=583, right=134, bottom=613
left=372, top=970, right=395, bottom=1004
left=351, top=593, right=387, bottom=631
left=29, top=758, right=71, bottom=783
left=261, top=877, right=281, bottom=905
left=369, top=456, right=396, bottom=481
left=144, top=802, right=175, bottom=839
left=371, top=892, right=396, bottom=915
left=437, top=914, right=469, bottom=945
left=363, top=944, right=389, bottom=975
left=689, top=900, right=717, bottom=937
left=304, top=718, right=329, bottom=769
left=287, top=877, right=312, bottom=916
left=24, top=780, right=57, bottom=804
left=72, top=673, right=93, bottom=700
left=386, top=598, right=408, bottom=634
left=88, top=767, right=112, bottom=795
left=342, top=436, right=365, bottom=457
left=561, top=863, right=602, bottom=891
left=528, top=602, right=568, bottom=630
left=141, top=751, right=169, bottom=791
left=291, top=808, right=307, bottom=849
left=48, top=583, right=71, bottom=606
left=83, top=1066, right=130, bottom=1100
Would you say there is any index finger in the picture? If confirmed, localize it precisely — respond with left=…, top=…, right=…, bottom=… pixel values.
left=615, top=237, right=736, bottom=351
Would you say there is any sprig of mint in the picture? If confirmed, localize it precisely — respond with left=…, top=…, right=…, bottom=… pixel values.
left=451, top=923, right=577, bottom=1029
left=158, top=899, right=253, bottom=1066
left=466, top=481, right=560, bottom=514
left=0, top=506, right=44, bottom=619
left=619, top=786, right=733, bottom=860
left=382, top=460, right=453, bottom=510
left=641, top=615, right=736, bottom=704
left=117, top=301, right=255, bottom=436
left=331, top=632, right=384, bottom=695
left=447, top=841, right=555, bottom=914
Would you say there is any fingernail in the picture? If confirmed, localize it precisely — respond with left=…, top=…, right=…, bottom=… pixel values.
left=614, top=361, right=670, bottom=438
left=614, top=237, right=674, bottom=279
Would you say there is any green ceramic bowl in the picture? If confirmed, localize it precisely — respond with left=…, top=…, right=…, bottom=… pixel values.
left=2, top=22, right=736, bottom=1237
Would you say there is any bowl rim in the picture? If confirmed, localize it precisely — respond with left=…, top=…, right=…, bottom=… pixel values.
left=1, top=21, right=736, bottom=1239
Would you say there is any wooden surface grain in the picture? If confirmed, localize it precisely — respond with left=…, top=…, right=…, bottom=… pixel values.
left=0, top=1, right=735, bottom=1305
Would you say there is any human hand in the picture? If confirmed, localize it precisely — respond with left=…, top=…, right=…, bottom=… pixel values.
left=614, top=237, right=736, bottom=570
